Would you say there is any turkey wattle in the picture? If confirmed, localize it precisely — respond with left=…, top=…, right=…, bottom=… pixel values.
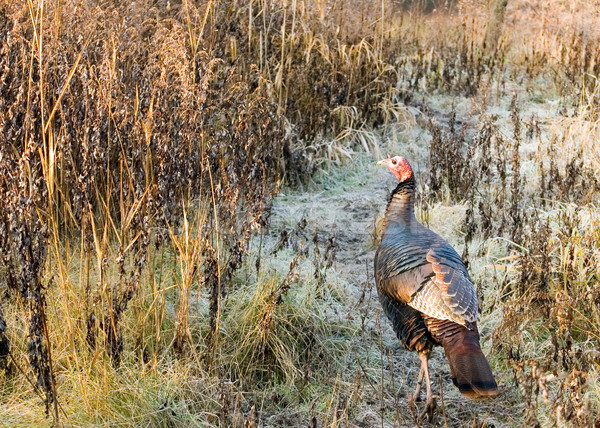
left=374, top=155, right=498, bottom=416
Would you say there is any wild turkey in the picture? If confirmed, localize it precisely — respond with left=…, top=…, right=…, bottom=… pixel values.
left=374, top=155, right=498, bottom=417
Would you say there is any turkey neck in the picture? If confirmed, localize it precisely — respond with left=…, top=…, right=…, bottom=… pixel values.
left=383, top=176, right=417, bottom=229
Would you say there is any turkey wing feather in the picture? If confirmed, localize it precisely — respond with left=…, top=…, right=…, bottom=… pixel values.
left=375, top=242, right=478, bottom=326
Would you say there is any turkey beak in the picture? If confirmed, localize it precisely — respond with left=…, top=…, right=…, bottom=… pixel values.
left=377, top=154, right=392, bottom=166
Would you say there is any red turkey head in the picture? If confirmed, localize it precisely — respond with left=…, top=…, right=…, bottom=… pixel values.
left=377, top=155, right=413, bottom=182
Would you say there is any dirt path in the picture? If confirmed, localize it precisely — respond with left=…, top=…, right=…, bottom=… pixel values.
left=272, top=157, right=388, bottom=283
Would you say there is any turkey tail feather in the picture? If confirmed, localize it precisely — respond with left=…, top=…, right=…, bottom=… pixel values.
left=439, top=324, right=499, bottom=398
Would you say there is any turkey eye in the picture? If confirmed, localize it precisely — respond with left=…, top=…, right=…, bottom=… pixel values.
left=391, top=159, right=397, bottom=165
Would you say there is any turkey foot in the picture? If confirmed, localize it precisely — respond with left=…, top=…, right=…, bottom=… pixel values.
left=420, top=393, right=437, bottom=421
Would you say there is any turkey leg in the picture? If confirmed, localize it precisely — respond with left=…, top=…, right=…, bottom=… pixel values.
left=415, top=351, right=436, bottom=419
left=412, top=357, right=425, bottom=401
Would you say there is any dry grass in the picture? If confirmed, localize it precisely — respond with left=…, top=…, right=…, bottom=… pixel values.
left=1, top=0, right=600, bottom=426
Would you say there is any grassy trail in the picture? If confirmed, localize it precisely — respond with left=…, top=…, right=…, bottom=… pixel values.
left=264, top=146, right=518, bottom=426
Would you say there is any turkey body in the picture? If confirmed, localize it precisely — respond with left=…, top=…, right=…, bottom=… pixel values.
left=374, top=157, right=498, bottom=407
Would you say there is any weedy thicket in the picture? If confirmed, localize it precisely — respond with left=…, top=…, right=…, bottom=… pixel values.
left=425, top=81, right=600, bottom=427
left=0, top=0, right=287, bottom=423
